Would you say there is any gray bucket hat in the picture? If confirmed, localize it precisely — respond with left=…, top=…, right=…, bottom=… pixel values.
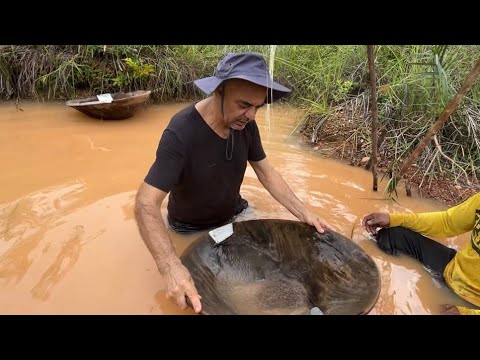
left=194, top=52, right=291, bottom=104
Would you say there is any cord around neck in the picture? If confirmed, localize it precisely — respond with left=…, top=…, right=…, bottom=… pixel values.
left=221, top=85, right=234, bottom=161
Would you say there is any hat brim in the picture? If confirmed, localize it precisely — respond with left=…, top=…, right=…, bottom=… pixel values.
left=194, top=75, right=291, bottom=104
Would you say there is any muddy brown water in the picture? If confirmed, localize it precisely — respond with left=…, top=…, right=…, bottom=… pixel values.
left=0, top=101, right=472, bottom=314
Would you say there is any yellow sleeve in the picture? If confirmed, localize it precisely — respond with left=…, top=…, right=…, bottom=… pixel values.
left=457, top=306, right=480, bottom=315
left=389, top=193, right=480, bottom=238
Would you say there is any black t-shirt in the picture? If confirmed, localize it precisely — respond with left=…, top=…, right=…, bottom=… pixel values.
left=144, top=103, right=266, bottom=226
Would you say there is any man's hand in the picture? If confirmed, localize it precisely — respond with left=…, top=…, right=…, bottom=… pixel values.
left=440, top=304, right=460, bottom=315
left=362, top=212, right=390, bottom=234
left=301, top=209, right=332, bottom=234
left=165, top=259, right=202, bottom=313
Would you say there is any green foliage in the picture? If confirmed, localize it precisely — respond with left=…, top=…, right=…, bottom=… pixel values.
left=111, top=57, right=155, bottom=88
left=333, top=80, right=354, bottom=103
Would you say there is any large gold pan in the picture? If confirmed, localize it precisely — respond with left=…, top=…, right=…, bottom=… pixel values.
left=180, top=219, right=380, bottom=315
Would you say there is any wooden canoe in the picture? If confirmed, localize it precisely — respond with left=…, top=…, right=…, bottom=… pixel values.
left=180, top=219, right=381, bottom=315
left=66, top=90, right=151, bottom=120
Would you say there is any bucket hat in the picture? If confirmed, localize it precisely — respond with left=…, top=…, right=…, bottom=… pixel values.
left=194, top=52, right=291, bottom=104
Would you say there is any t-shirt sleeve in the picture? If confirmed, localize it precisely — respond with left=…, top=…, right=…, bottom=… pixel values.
left=389, top=192, right=480, bottom=238
left=248, top=121, right=266, bottom=161
left=144, top=129, right=185, bottom=192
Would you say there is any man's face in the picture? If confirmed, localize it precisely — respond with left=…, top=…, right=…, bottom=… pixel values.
left=220, top=79, right=267, bottom=130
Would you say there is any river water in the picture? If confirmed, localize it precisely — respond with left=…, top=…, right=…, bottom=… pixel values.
left=0, top=101, right=471, bottom=314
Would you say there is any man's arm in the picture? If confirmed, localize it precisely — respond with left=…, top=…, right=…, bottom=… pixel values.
left=249, top=158, right=331, bottom=233
left=134, top=182, right=202, bottom=313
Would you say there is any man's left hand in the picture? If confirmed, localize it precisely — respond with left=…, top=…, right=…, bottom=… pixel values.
left=301, top=210, right=332, bottom=234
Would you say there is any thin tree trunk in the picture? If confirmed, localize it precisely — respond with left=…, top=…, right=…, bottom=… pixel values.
left=398, top=58, right=480, bottom=182
left=366, top=128, right=387, bottom=170
left=367, top=45, right=378, bottom=191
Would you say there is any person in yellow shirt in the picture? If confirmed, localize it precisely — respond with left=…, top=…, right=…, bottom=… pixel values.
left=362, top=192, right=480, bottom=315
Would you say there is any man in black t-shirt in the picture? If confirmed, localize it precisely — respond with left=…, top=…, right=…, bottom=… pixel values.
left=134, top=52, right=332, bottom=314
left=144, top=102, right=265, bottom=231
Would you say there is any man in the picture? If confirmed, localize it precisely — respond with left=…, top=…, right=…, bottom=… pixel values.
left=134, top=52, right=331, bottom=314
left=363, top=192, right=480, bottom=315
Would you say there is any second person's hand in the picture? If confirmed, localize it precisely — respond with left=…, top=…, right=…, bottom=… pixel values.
left=362, top=212, right=390, bottom=234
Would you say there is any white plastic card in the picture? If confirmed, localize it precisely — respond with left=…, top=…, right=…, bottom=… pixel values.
left=96, top=93, right=113, bottom=103
left=209, top=223, right=233, bottom=244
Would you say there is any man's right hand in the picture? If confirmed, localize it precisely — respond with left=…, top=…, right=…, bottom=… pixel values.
left=362, top=212, right=390, bottom=234
left=165, top=259, right=202, bottom=313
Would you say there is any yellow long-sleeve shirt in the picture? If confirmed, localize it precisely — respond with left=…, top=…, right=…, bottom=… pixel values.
left=389, top=192, right=480, bottom=315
